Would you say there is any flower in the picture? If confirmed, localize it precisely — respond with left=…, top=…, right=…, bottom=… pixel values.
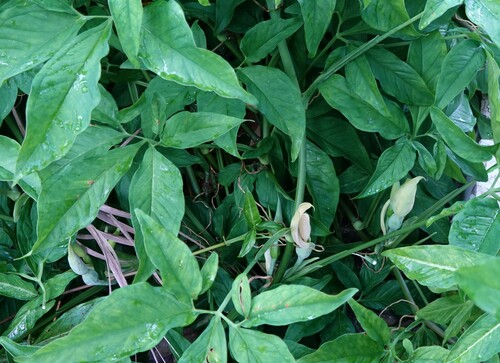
left=390, top=176, right=425, bottom=218
left=290, top=202, right=313, bottom=248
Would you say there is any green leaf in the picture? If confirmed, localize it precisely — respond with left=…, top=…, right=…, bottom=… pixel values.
left=297, top=333, right=385, bottom=363
left=348, top=299, right=391, bottom=346
left=319, top=74, right=409, bottom=140
left=357, top=142, right=416, bottom=198
left=215, top=0, right=245, bottom=34
left=241, top=18, right=303, bottom=63
left=109, top=0, right=143, bottom=66
left=419, top=0, right=463, bottom=29
left=0, top=273, right=37, bottom=300
left=0, top=0, right=84, bottom=85
left=417, top=296, right=468, bottom=325
left=243, top=192, right=261, bottom=228
left=486, top=52, right=500, bottom=143
left=179, top=316, right=227, bottom=363
left=449, top=197, right=500, bottom=255
left=305, top=141, right=339, bottom=228
left=298, top=0, right=336, bottom=57
left=229, top=327, right=295, bottom=363
left=367, top=47, right=434, bottom=106
left=135, top=210, right=203, bottom=301
left=360, top=0, right=420, bottom=38
left=139, top=1, right=255, bottom=104
left=446, top=314, right=500, bottom=363
left=0, top=79, right=17, bottom=121
left=0, top=337, right=40, bottom=358
left=242, top=285, right=357, bottom=327
left=239, top=229, right=257, bottom=258
left=430, top=107, right=492, bottom=163
left=456, top=259, right=500, bottom=319
left=129, top=146, right=184, bottom=282
left=410, top=346, right=450, bottom=363
left=200, top=253, right=219, bottom=294
left=18, top=283, right=197, bottom=363
left=414, top=141, right=438, bottom=178
left=238, top=66, right=305, bottom=161
left=231, top=274, right=252, bottom=318
left=16, top=20, right=112, bottom=177
left=32, top=143, right=140, bottom=256
left=435, top=40, right=485, bottom=109
left=465, top=0, right=500, bottom=48
left=382, top=245, right=495, bottom=292
left=160, top=111, right=245, bottom=149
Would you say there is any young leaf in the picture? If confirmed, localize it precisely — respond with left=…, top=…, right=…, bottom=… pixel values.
left=231, top=274, right=252, bottom=318
left=430, top=107, right=492, bottom=163
left=357, top=142, right=416, bottom=199
left=419, top=0, right=463, bottom=29
left=108, top=0, right=143, bottom=66
left=238, top=66, right=305, bottom=161
left=200, top=253, right=219, bottom=295
left=465, top=0, right=500, bottom=48
left=297, top=334, right=385, bottom=363
left=0, top=1, right=85, bottom=85
left=0, top=273, right=37, bottom=300
left=129, top=146, right=184, bottom=281
left=239, top=229, right=257, bottom=258
left=449, top=197, right=500, bottom=255
left=367, top=47, right=434, bottom=106
left=17, top=283, right=197, bottom=363
left=319, top=74, right=409, bottom=140
left=383, top=245, right=495, bottom=292
left=179, top=317, right=227, bottom=363
left=32, top=143, right=141, bottom=256
left=229, top=327, right=295, bottom=363
left=160, top=112, right=245, bottom=149
left=456, top=259, right=500, bottom=320
left=242, top=285, right=357, bottom=327
left=139, top=1, right=256, bottom=104
left=240, top=18, right=303, bottom=63
left=298, top=0, right=336, bottom=57
left=16, top=20, right=112, bottom=177
left=435, top=40, right=485, bottom=109
left=348, top=299, right=391, bottom=346
left=243, top=192, right=261, bottom=228
left=446, top=314, right=500, bottom=363
left=135, top=210, right=203, bottom=301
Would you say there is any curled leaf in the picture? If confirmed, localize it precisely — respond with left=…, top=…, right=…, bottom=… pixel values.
left=290, top=202, right=313, bottom=248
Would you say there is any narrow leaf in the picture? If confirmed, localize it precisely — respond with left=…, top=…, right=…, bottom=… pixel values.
left=17, top=20, right=112, bottom=177
left=109, top=0, right=142, bottom=66
left=135, top=210, right=203, bottom=300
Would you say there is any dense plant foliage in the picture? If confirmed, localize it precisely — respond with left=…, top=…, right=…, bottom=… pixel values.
left=0, top=0, right=499, bottom=362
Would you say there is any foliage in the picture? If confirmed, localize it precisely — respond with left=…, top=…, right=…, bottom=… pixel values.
left=0, top=0, right=499, bottom=362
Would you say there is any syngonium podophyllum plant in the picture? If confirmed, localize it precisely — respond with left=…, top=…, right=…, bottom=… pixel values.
left=0, top=0, right=500, bottom=362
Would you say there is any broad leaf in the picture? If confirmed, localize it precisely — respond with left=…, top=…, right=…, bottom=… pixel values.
left=0, top=273, right=37, bottom=300
left=465, top=0, right=500, bottom=48
left=348, top=299, right=391, bottom=346
left=298, top=0, right=336, bottom=57
left=242, top=285, right=357, bottom=327
left=417, top=296, right=468, bottom=325
left=449, top=197, right=500, bottom=255
left=305, top=141, right=339, bottom=228
left=419, top=0, right=463, bottom=29
left=18, top=283, right=197, bottom=363
left=136, top=210, right=203, bottom=301
left=320, top=74, right=409, bottom=140
left=229, top=327, right=294, bottom=363
left=0, top=0, right=85, bottom=85
left=446, top=314, right=500, bottom=362
left=179, top=317, right=227, bottom=363
left=139, top=1, right=255, bottom=104
left=297, top=334, right=385, bottom=363
left=238, top=66, right=305, bottom=161
left=241, top=18, right=303, bottom=63
left=161, top=112, right=245, bottom=149
left=357, top=142, right=416, bottom=198
left=16, top=20, right=112, bottom=177
left=456, top=259, right=500, bottom=319
left=32, top=143, right=140, bottom=256
left=383, top=245, right=495, bottom=292
left=109, top=0, right=142, bottom=66
left=367, top=47, right=434, bottom=106
left=130, top=146, right=184, bottom=281
left=435, top=40, right=485, bottom=109
left=360, top=0, right=420, bottom=38
left=430, top=107, right=492, bottom=163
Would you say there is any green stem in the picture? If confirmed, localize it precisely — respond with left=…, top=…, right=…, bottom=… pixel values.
left=302, top=12, right=424, bottom=103
left=186, top=166, right=202, bottom=196
left=0, top=214, right=14, bottom=222
left=4, top=115, right=23, bottom=143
